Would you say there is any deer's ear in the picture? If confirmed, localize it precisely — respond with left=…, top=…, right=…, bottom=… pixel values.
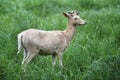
left=63, top=12, right=70, bottom=18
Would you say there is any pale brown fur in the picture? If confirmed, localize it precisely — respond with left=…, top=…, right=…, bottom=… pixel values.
left=17, top=10, right=86, bottom=71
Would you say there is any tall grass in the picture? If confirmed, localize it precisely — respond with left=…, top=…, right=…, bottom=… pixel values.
left=0, top=0, right=120, bottom=80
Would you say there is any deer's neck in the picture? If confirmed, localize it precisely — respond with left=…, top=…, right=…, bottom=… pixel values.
left=63, top=20, right=76, bottom=44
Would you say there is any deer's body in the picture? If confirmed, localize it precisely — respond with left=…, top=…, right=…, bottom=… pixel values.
left=18, top=29, right=67, bottom=55
left=17, top=11, right=86, bottom=71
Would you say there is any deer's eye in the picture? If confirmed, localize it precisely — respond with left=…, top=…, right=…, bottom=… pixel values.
left=74, top=18, right=77, bottom=20
left=76, top=13, right=79, bottom=15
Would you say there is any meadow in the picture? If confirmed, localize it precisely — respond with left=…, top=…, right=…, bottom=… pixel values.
left=0, top=0, right=120, bottom=80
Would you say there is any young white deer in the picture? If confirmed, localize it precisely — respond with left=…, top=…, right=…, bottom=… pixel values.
left=17, top=10, right=86, bottom=71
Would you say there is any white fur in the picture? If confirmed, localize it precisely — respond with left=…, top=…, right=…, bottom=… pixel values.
left=17, top=11, right=86, bottom=71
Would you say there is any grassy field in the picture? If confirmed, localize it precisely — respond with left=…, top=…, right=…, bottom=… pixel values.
left=0, top=0, right=120, bottom=80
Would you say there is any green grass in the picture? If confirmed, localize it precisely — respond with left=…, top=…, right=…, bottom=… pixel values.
left=0, top=0, right=120, bottom=80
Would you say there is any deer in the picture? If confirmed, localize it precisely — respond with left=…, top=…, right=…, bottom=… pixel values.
left=17, top=10, right=86, bottom=72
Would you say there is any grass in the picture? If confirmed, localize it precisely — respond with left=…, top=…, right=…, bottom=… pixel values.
left=0, top=0, right=120, bottom=80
